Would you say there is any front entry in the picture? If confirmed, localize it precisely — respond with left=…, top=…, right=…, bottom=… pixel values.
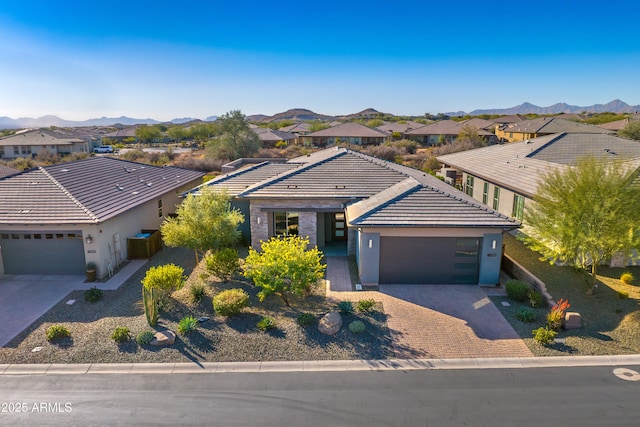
left=332, top=212, right=347, bottom=241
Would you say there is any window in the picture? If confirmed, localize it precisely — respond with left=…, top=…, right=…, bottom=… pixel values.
left=157, top=199, right=163, bottom=218
left=512, top=194, right=525, bottom=221
left=493, top=187, right=500, bottom=210
left=482, top=182, right=489, bottom=204
left=274, top=212, right=299, bottom=236
left=465, top=175, right=474, bottom=197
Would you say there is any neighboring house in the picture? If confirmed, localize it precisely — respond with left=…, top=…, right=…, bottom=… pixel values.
left=279, top=122, right=311, bottom=136
left=0, top=164, right=19, bottom=178
left=0, top=157, right=203, bottom=277
left=597, top=114, right=640, bottom=132
left=255, top=129, right=298, bottom=147
left=194, top=147, right=518, bottom=286
left=0, top=129, right=89, bottom=159
left=404, top=120, right=495, bottom=145
left=436, top=132, right=640, bottom=223
left=495, top=117, right=612, bottom=142
left=492, top=114, right=527, bottom=125
left=101, top=126, right=139, bottom=143
left=302, top=122, right=389, bottom=146
left=375, top=121, right=425, bottom=135
left=459, top=118, right=497, bottom=131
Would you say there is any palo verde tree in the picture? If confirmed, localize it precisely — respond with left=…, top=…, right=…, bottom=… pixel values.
left=160, top=188, right=244, bottom=263
left=521, top=156, right=640, bottom=294
left=207, top=110, right=261, bottom=160
left=243, top=236, right=326, bottom=307
left=141, top=264, right=185, bottom=326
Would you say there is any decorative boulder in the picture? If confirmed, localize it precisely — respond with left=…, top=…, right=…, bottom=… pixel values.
left=150, top=330, right=176, bottom=346
left=564, top=312, right=581, bottom=330
left=318, top=311, right=342, bottom=335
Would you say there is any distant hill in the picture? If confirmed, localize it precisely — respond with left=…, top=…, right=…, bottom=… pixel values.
left=0, top=115, right=220, bottom=129
left=337, top=108, right=386, bottom=120
left=251, top=108, right=335, bottom=123
left=464, top=99, right=640, bottom=116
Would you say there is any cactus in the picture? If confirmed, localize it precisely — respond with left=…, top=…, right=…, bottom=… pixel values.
left=142, top=285, right=158, bottom=326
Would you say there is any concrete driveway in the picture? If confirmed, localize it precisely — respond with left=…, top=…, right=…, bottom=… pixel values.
left=325, top=257, right=533, bottom=359
left=0, top=260, right=147, bottom=347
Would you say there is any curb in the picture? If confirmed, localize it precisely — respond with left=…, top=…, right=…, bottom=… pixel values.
left=2, top=354, right=640, bottom=375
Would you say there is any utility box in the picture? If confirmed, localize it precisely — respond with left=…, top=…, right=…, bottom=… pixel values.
left=127, top=229, right=162, bottom=259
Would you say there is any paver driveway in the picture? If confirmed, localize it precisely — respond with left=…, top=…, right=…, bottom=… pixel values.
left=325, top=257, right=533, bottom=359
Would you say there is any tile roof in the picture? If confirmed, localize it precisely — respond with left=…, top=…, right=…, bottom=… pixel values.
left=499, top=117, right=611, bottom=135
left=0, top=129, right=86, bottom=147
left=305, top=122, right=388, bottom=138
left=404, top=120, right=493, bottom=136
left=375, top=121, right=424, bottom=133
left=493, top=114, right=526, bottom=124
left=256, top=129, right=297, bottom=142
left=437, top=132, right=640, bottom=197
left=459, top=118, right=497, bottom=130
left=201, top=146, right=517, bottom=229
left=0, top=157, right=204, bottom=224
left=279, top=123, right=311, bottom=133
left=191, top=162, right=300, bottom=196
left=0, top=164, right=19, bottom=178
left=346, top=178, right=517, bottom=228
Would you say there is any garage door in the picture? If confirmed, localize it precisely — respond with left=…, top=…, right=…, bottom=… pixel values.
left=379, top=237, right=480, bottom=284
left=0, top=231, right=86, bottom=274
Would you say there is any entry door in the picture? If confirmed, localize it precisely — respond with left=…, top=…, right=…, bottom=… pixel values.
left=332, top=212, right=347, bottom=241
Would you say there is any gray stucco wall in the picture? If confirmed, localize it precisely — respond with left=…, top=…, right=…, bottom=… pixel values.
left=478, top=233, right=503, bottom=285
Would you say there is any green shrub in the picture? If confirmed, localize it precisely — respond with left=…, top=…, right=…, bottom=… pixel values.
left=617, top=290, right=629, bottom=299
left=177, top=316, right=198, bottom=335
left=111, top=326, right=131, bottom=343
left=505, top=280, right=530, bottom=302
left=213, top=288, right=249, bottom=316
left=46, top=324, right=70, bottom=342
left=190, top=282, right=207, bottom=303
left=84, top=286, right=103, bottom=303
left=356, top=298, right=376, bottom=313
left=297, top=312, right=316, bottom=326
left=620, top=272, right=634, bottom=285
left=257, top=316, right=275, bottom=331
left=337, top=301, right=354, bottom=314
left=528, top=290, right=543, bottom=308
left=141, top=264, right=186, bottom=307
left=206, top=248, right=240, bottom=281
left=348, top=320, right=366, bottom=333
left=136, top=330, right=155, bottom=345
left=532, top=327, right=557, bottom=345
left=515, top=307, right=535, bottom=322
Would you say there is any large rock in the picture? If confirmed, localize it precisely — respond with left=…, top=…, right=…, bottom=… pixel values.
left=150, top=330, right=176, bottom=346
left=318, top=311, right=342, bottom=335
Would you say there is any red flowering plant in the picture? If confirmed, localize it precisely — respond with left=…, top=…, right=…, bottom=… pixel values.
left=546, top=298, right=570, bottom=331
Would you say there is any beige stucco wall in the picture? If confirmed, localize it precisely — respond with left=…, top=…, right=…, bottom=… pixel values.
left=462, top=172, right=528, bottom=220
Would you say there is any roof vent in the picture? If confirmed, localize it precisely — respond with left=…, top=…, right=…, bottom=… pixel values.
left=287, top=185, right=298, bottom=189
left=18, top=209, right=32, bottom=213
left=60, top=168, right=70, bottom=172
left=132, top=191, right=139, bottom=195
left=115, top=184, right=124, bottom=191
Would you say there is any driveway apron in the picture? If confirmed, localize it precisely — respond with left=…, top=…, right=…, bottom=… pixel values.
left=325, top=257, right=533, bottom=359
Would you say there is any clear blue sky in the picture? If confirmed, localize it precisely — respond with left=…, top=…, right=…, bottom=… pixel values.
left=1, top=0, right=639, bottom=121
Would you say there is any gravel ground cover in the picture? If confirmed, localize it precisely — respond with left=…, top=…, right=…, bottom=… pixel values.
left=0, top=247, right=394, bottom=363
left=498, top=233, right=640, bottom=356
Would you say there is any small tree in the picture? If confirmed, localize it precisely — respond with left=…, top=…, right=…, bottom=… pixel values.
left=243, top=236, right=326, bottom=307
left=141, top=264, right=185, bottom=326
left=207, top=110, right=261, bottom=160
left=522, top=156, right=640, bottom=294
left=161, top=188, right=243, bottom=262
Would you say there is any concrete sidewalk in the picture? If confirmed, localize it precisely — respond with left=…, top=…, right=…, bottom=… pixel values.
left=0, top=260, right=147, bottom=347
left=1, top=354, right=639, bottom=375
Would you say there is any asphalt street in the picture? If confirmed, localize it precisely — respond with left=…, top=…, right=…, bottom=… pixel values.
left=1, top=365, right=639, bottom=426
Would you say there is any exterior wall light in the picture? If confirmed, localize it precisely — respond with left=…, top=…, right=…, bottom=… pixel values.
left=85, top=235, right=93, bottom=244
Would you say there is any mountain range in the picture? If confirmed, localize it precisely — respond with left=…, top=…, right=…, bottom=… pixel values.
left=1, top=100, right=638, bottom=129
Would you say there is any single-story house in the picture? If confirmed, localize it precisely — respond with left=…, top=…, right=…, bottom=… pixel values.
left=255, top=129, right=298, bottom=147
left=375, top=121, right=425, bottom=135
left=279, top=123, right=311, bottom=136
left=436, top=132, right=640, bottom=223
left=0, top=165, right=19, bottom=178
left=404, top=120, right=495, bottom=145
left=495, top=117, right=613, bottom=143
left=0, top=157, right=203, bottom=277
left=0, top=129, right=90, bottom=159
left=193, top=147, right=518, bottom=285
left=302, top=122, right=389, bottom=146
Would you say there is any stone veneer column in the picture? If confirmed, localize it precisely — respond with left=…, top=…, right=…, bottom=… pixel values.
left=298, top=211, right=317, bottom=248
left=249, top=204, right=270, bottom=249
left=347, top=227, right=357, bottom=255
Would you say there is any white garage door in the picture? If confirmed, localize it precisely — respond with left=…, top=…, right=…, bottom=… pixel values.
left=0, top=231, right=86, bottom=274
